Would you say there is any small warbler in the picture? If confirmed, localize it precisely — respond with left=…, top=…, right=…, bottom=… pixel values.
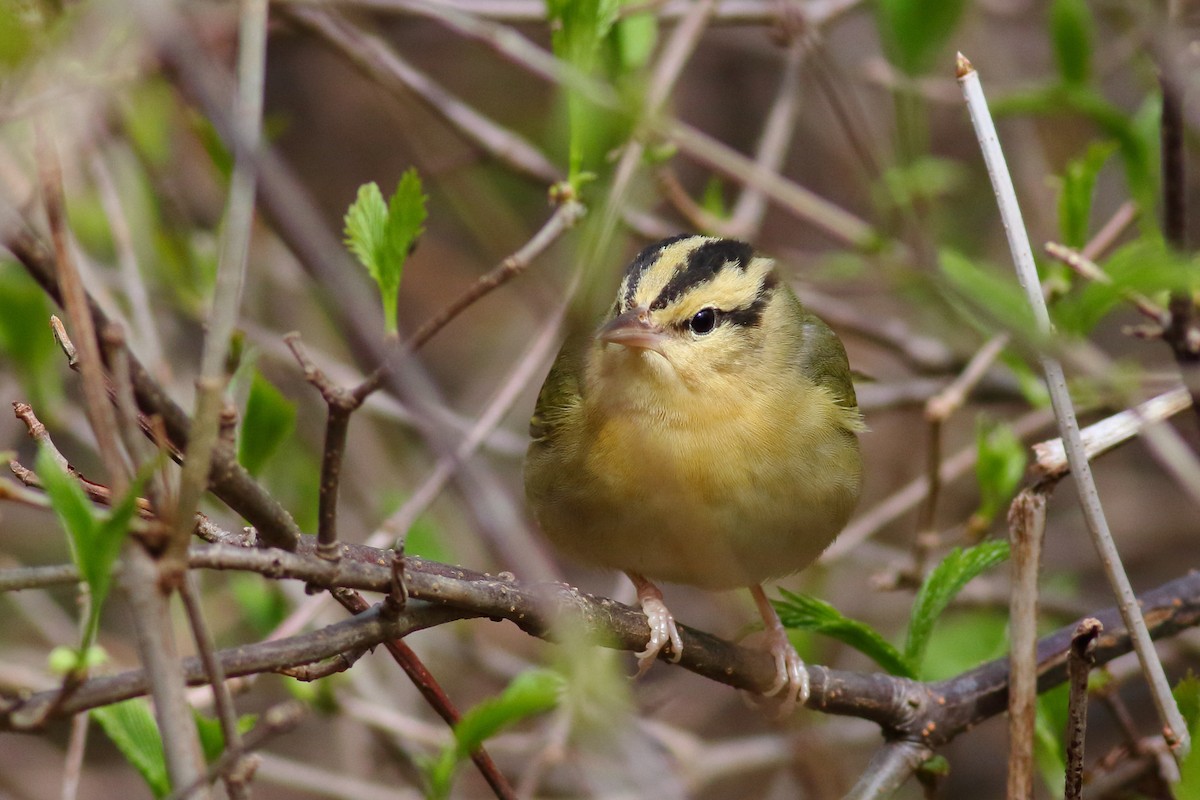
left=525, top=235, right=864, bottom=713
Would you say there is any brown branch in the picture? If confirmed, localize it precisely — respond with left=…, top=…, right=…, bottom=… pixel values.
left=1065, top=618, right=1102, bottom=800
left=3, top=226, right=301, bottom=551
left=332, top=588, right=517, bottom=800
left=1007, top=488, right=1047, bottom=800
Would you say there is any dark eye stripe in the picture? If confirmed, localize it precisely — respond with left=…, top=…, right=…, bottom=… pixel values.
left=622, top=233, right=694, bottom=311
left=650, top=239, right=753, bottom=311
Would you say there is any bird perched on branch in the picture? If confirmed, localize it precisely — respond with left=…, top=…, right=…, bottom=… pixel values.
left=525, top=234, right=864, bottom=714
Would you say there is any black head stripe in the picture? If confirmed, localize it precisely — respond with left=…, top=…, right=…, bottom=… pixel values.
left=650, top=239, right=753, bottom=311
left=622, top=234, right=694, bottom=310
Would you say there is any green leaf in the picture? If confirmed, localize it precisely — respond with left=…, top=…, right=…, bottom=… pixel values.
left=918, top=609, right=1009, bottom=681
left=612, top=9, right=656, bottom=73
left=428, top=669, right=563, bottom=798
left=228, top=573, right=290, bottom=637
left=92, top=699, right=171, bottom=798
left=343, top=170, right=427, bottom=334
left=701, top=176, right=728, bottom=220
left=938, top=249, right=1040, bottom=339
left=1049, top=0, right=1094, bottom=86
left=1057, top=141, right=1116, bottom=249
left=773, top=589, right=914, bottom=678
left=0, top=262, right=63, bottom=412
left=880, top=156, right=967, bottom=210
left=1033, top=683, right=1069, bottom=796
left=194, top=708, right=258, bottom=765
left=1175, top=674, right=1200, bottom=798
left=875, top=0, right=968, bottom=76
left=903, top=541, right=1011, bottom=672
left=1000, top=351, right=1051, bottom=409
left=237, top=369, right=296, bottom=477
left=37, top=448, right=142, bottom=655
left=973, top=418, right=1027, bottom=529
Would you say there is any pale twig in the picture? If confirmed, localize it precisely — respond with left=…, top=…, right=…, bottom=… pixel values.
left=843, top=740, right=935, bottom=800
left=34, top=127, right=128, bottom=494
left=1064, top=618, right=1102, bottom=800
left=168, top=0, right=268, bottom=573
left=180, top=573, right=249, bottom=800
left=253, top=753, right=421, bottom=800
left=1032, top=386, right=1192, bottom=479
left=823, top=408, right=1054, bottom=562
left=1044, top=241, right=1167, bottom=325
left=279, top=4, right=561, bottom=186
left=958, top=52, right=1189, bottom=759
left=726, top=37, right=807, bottom=238
left=1006, top=488, right=1047, bottom=800
left=61, top=712, right=89, bottom=800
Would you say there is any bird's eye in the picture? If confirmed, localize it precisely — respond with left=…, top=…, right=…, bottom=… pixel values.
left=689, top=307, right=717, bottom=335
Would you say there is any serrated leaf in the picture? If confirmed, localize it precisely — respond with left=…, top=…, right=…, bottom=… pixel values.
left=1175, top=674, right=1200, bottom=798
left=904, top=541, right=1011, bottom=672
left=774, top=589, right=914, bottom=678
left=428, top=669, right=563, bottom=798
left=974, top=418, right=1027, bottom=528
left=343, top=171, right=426, bottom=334
left=1057, top=141, right=1116, bottom=249
left=1050, top=0, right=1093, bottom=86
left=92, top=699, right=171, bottom=798
left=237, top=369, right=296, bottom=477
left=875, top=0, right=968, bottom=76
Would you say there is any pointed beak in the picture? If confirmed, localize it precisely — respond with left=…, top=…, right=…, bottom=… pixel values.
left=597, top=307, right=668, bottom=356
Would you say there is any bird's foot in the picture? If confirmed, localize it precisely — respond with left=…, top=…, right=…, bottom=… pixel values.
left=626, top=572, right=683, bottom=676
left=750, top=585, right=809, bottom=719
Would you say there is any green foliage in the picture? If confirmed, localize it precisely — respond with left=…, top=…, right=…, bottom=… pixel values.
left=228, top=573, right=290, bottom=637
left=1053, top=239, right=1196, bottom=334
left=701, top=177, right=728, bottom=220
left=1033, top=683, right=1069, bottom=796
left=917, top=609, right=1008, bottom=681
left=903, top=541, right=1011, bottom=672
left=1057, top=141, right=1116, bottom=249
left=48, top=644, right=108, bottom=675
left=874, top=0, right=968, bottom=76
left=194, top=708, right=257, bottom=764
left=1049, top=0, right=1094, bottom=85
left=1000, top=351, right=1051, bottom=409
left=426, top=669, right=564, bottom=798
left=237, top=369, right=296, bottom=477
left=36, top=448, right=141, bottom=662
left=343, top=170, right=428, bottom=335
left=547, top=0, right=620, bottom=186
left=1175, top=674, right=1200, bottom=797
left=973, top=418, right=1027, bottom=530
left=938, top=249, right=1039, bottom=338
left=92, top=699, right=171, bottom=798
left=404, top=516, right=454, bottom=564
left=773, top=589, right=913, bottom=678
left=0, top=262, right=63, bottom=412
left=880, top=156, right=966, bottom=210
left=611, top=8, right=656, bottom=74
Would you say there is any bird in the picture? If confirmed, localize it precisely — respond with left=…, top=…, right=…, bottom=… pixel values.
left=524, top=234, right=864, bottom=714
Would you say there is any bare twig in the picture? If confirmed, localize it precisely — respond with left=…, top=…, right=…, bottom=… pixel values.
left=1065, top=618, right=1102, bottom=800
left=958, top=52, right=1188, bottom=759
left=332, top=588, right=517, bottom=800
left=1044, top=242, right=1167, bottom=325
left=1007, top=488, right=1047, bottom=800
left=843, top=741, right=935, bottom=800
left=61, top=712, right=89, bottom=800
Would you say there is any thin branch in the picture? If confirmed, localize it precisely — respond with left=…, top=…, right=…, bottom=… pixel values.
left=843, top=741, right=935, bottom=800
left=332, top=588, right=517, bottom=800
left=1044, top=242, right=1167, bottom=326
left=1007, top=487, right=1047, bottom=800
left=1065, top=618, right=1102, bottom=800
left=61, top=712, right=89, bottom=800
left=957, top=52, right=1189, bottom=759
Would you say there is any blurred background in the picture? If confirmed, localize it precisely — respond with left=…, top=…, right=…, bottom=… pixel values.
left=1, top=0, right=1198, bottom=797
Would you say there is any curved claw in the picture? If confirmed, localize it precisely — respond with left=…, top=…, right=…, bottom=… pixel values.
left=626, top=572, right=683, bottom=676
left=751, top=585, right=810, bottom=719
left=635, top=595, right=683, bottom=676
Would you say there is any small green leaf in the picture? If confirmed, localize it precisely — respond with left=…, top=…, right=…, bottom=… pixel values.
left=1057, top=141, right=1116, bottom=249
left=612, top=9, right=656, bottom=73
left=904, top=541, right=1011, bottom=672
left=879, top=156, right=966, bottom=210
left=37, top=448, right=142, bottom=653
left=0, top=264, right=63, bottom=418
left=918, top=609, right=1009, bottom=681
left=237, top=369, right=296, bottom=477
left=1175, top=674, right=1200, bottom=797
left=701, top=177, right=728, bottom=220
left=875, top=0, right=968, bottom=76
left=92, top=699, right=171, bottom=798
left=973, top=418, right=1027, bottom=529
left=194, top=708, right=258, bottom=764
left=428, top=669, right=563, bottom=798
left=1049, top=0, right=1094, bottom=86
left=1033, top=683, right=1069, bottom=796
left=774, top=589, right=914, bottom=678
left=228, top=573, right=290, bottom=637
left=343, top=170, right=427, bottom=334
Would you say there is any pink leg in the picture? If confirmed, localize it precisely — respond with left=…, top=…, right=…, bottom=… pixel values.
left=750, top=585, right=808, bottom=718
left=626, top=572, right=683, bottom=676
